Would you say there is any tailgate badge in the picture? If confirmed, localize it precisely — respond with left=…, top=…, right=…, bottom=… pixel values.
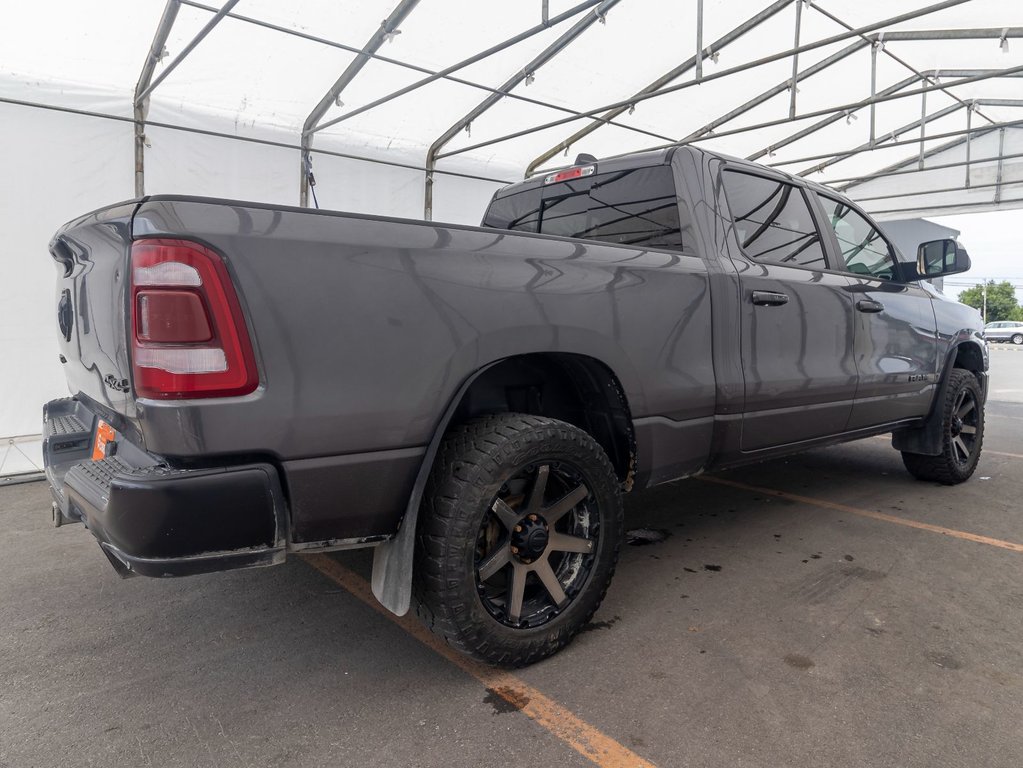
left=57, top=289, right=73, bottom=341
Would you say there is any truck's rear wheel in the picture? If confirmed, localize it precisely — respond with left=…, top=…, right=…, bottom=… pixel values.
left=413, top=413, right=624, bottom=666
left=901, top=368, right=984, bottom=485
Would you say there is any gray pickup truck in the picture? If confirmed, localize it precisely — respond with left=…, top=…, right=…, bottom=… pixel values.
left=44, top=145, right=986, bottom=665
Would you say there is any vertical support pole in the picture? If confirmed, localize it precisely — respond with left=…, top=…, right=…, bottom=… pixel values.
left=542, top=0, right=549, bottom=25
left=424, top=170, right=435, bottom=221
left=994, top=127, right=1006, bottom=203
left=964, top=102, right=973, bottom=188
left=788, top=0, right=803, bottom=119
left=869, top=41, right=877, bottom=146
left=918, top=90, right=927, bottom=170
left=695, top=0, right=704, bottom=81
left=299, top=0, right=422, bottom=207
left=299, top=135, right=311, bottom=207
left=134, top=105, right=147, bottom=199
left=133, top=0, right=181, bottom=198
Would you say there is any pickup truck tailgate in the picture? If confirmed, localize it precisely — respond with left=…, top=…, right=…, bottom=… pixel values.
left=48, top=202, right=138, bottom=423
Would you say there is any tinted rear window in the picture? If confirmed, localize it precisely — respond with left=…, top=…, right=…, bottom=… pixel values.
left=483, top=165, right=687, bottom=251
left=722, top=170, right=827, bottom=269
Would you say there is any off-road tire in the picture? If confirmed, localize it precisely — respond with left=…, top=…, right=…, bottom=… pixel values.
left=902, top=368, right=984, bottom=484
left=413, top=413, right=624, bottom=666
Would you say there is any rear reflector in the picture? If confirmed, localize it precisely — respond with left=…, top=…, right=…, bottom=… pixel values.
left=543, top=165, right=595, bottom=185
left=130, top=239, right=257, bottom=399
left=134, top=347, right=228, bottom=374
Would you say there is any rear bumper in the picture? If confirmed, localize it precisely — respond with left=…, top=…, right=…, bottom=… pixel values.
left=43, top=397, right=287, bottom=578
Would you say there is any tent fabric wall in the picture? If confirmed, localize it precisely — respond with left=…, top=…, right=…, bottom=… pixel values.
left=1, top=89, right=134, bottom=441
left=0, top=76, right=513, bottom=468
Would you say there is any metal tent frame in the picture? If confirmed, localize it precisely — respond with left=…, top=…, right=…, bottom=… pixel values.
left=121, top=0, right=1023, bottom=219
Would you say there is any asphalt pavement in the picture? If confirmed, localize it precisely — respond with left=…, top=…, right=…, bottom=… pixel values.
left=2, top=349, right=1021, bottom=768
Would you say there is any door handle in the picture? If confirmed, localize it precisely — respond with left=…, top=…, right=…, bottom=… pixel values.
left=751, top=290, right=789, bottom=307
left=856, top=299, right=885, bottom=313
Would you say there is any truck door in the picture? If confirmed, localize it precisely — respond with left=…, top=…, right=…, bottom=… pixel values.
left=721, top=170, right=859, bottom=451
left=812, top=194, right=939, bottom=428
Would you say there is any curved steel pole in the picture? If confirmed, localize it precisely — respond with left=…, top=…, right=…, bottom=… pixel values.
left=424, top=0, right=620, bottom=220
left=300, top=0, right=422, bottom=207
left=792, top=101, right=967, bottom=176
left=133, top=0, right=181, bottom=197
left=442, top=0, right=970, bottom=166
left=311, top=0, right=604, bottom=135
left=135, top=0, right=240, bottom=105
left=523, top=0, right=796, bottom=176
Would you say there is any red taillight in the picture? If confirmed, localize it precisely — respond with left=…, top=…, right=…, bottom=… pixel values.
left=130, top=239, right=258, bottom=399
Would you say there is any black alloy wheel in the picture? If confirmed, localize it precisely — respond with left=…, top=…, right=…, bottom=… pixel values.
left=413, top=413, right=624, bottom=666
left=475, top=460, right=599, bottom=628
left=902, top=368, right=984, bottom=484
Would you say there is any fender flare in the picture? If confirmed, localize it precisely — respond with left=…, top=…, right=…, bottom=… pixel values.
left=370, top=360, right=504, bottom=616
left=891, top=338, right=987, bottom=457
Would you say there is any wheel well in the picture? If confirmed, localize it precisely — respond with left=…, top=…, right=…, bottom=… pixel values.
left=451, top=353, right=637, bottom=488
left=953, top=342, right=984, bottom=373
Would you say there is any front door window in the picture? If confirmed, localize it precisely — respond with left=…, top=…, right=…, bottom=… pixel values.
left=818, top=196, right=897, bottom=281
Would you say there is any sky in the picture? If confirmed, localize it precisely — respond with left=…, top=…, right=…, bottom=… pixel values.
left=930, top=210, right=1023, bottom=304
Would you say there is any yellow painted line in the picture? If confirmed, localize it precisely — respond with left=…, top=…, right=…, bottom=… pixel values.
left=699, top=476, right=1023, bottom=553
left=302, top=553, right=656, bottom=768
left=985, top=449, right=1023, bottom=460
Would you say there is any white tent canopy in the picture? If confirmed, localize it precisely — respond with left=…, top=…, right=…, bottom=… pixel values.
left=2, top=0, right=1020, bottom=469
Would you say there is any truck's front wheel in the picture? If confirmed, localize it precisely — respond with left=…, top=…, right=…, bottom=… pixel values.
left=901, top=368, right=984, bottom=484
left=414, top=413, right=624, bottom=666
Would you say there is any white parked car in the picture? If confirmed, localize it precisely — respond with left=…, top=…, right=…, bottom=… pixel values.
left=983, top=320, right=1023, bottom=345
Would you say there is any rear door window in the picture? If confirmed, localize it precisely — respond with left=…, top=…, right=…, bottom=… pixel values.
left=483, top=165, right=687, bottom=251
left=721, top=170, right=827, bottom=269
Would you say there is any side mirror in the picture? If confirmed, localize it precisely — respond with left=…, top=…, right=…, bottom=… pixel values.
left=916, top=239, right=971, bottom=278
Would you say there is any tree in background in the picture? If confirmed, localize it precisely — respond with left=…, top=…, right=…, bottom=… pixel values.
left=958, top=280, right=1023, bottom=322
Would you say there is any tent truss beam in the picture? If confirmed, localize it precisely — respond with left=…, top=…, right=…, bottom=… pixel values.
left=810, top=4, right=1007, bottom=133
left=180, top=0, right=652, bottom=149
left=833, top=127, right=1013, bottom=191
left=300, top=0, right=422, bottom=207
left=787, top=120, right=1023, bottom=174
left=536, top=68, right=1023, bottom=178
left=793, top=101, right=969, bottom=176
left=423, top=0, right=621, bottom=220
left=522, top=7, right=1015, bottom=176
left=308, top=0, right=605, bottom=135
left=677, top=39, right=870, bottom=145
left=675, top=29, right=1019, bottom=158
left=851, top=176, right=1023, bottom=205
left=865, top=196, right=1023, bottom=217
left=440, top=0, right=971, bottom=163
left=135, top=0, right=239, bottom=106
left=777, top=98, right=1023, bottom=174
left=740, top=67, right=1023, bottom=164
left=823, top=149, right=1023, bottom=188
left=694, top=68, right=1023, bottom=155
left=128, top=0, right=1021, bottom=220
left=523, top=0, right=797, bottom=177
